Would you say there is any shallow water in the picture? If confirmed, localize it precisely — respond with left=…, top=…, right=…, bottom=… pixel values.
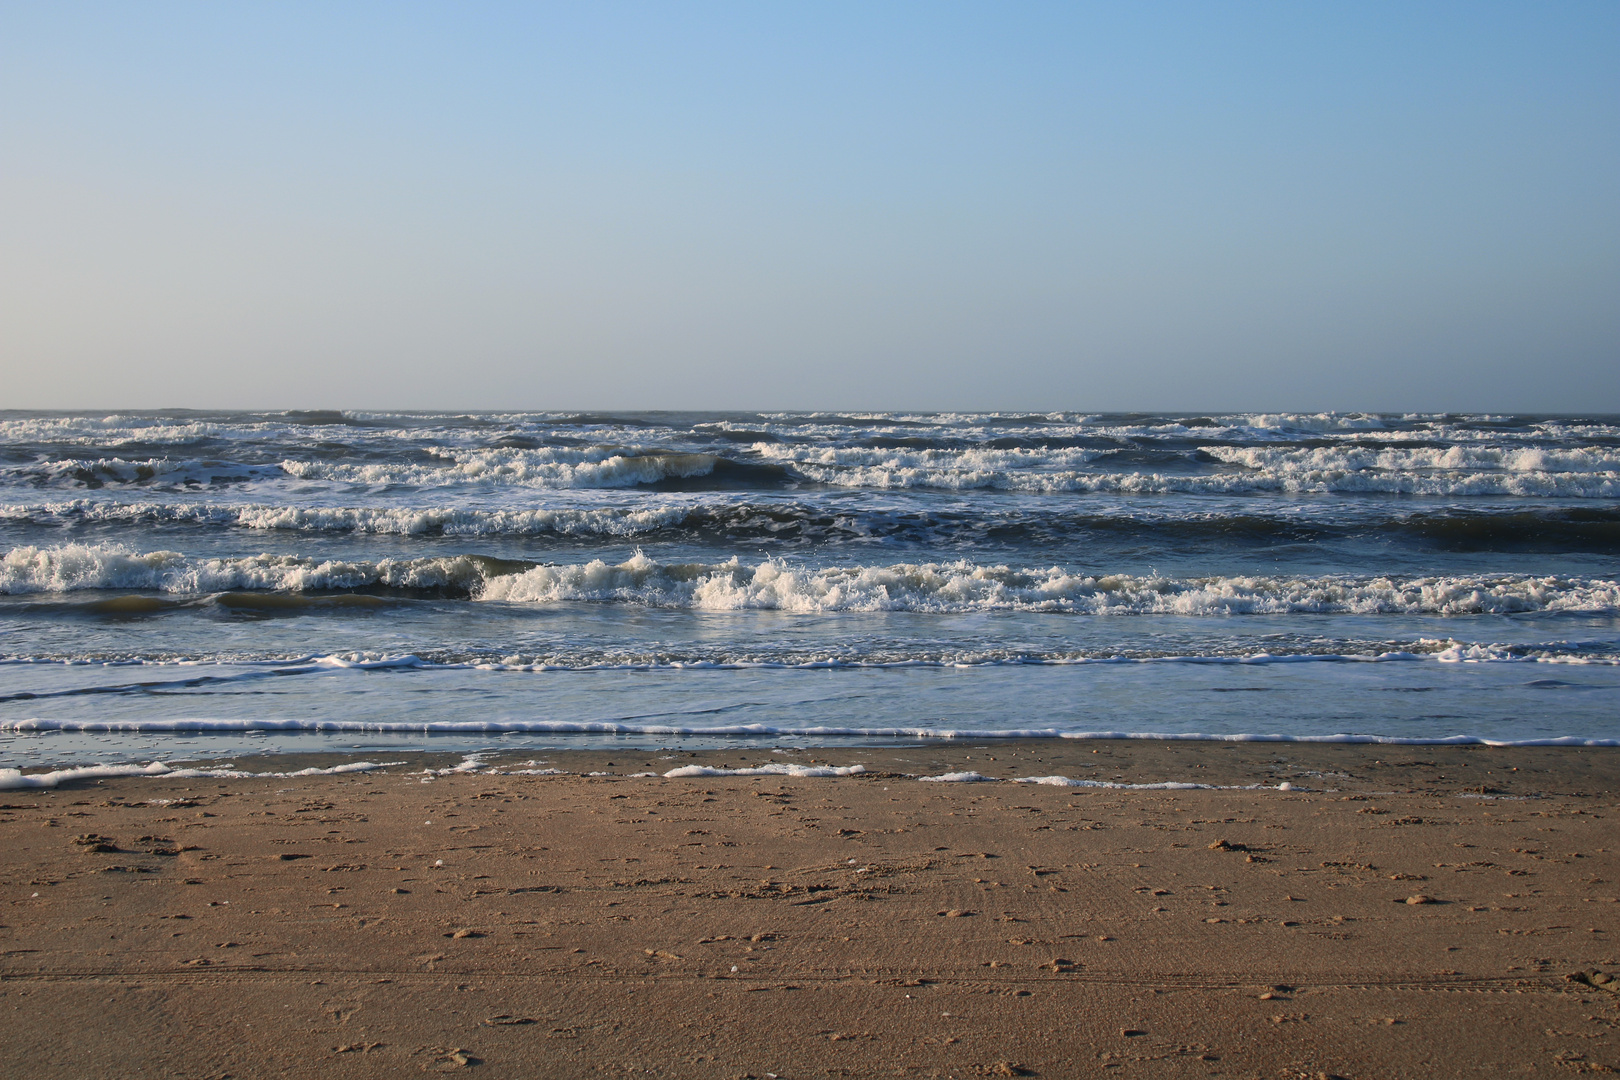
left=2, top=410, right=1617, bottom=765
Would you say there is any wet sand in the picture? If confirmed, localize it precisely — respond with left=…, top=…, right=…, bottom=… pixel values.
left=2, top=740, right=1618, bottom=1078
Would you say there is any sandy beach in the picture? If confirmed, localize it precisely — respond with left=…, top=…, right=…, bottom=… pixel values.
left=1, top=740, right=1617, bottom=1077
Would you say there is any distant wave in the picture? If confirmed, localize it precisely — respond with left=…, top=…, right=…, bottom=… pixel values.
left=4, top=457, right=288, bottom=490
left=7, top=452, right=1617, bottom=497
left=6, top=409, right=1617, bottom=447
left=772, top=459, right=1620, bottom=497
left=9, top=499, right=1618, bottom=550
left=0, top=448, right=787, bottom=492
left=3, top=408, right=1618, bottom=498
left=3, top=544, right=1617, bottom=615
left=0, top=499, right=703, bottom=538
left=758, top=439, right=1620, bottom=474
left=280, top=448, right=788, bottom=490
left=1206, top=444, right=1620, bottom=475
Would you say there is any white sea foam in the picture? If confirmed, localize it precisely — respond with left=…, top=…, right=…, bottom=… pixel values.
left=749, top=411, right=1589, bottom=443
left=0, top=761, right=173, bottom=788
left=0, top=759, right=403, bottom=789
left=662, top=763, right=867, bottom=778
left=0, top=543, right=187, bottom=593
left=1009, top=775, right=1292, bottom=791
left=162, top=760, right=406, bottom=780
left=0, top=415, right=245, bottom=447
left=776, top=460, right=1620, bottom=497
left=1207, top=443, right=1620, bottom=476
left=0, top=644, right=1611, bottom=670
left=918, top=772, right=1298, bottom=790
left=422, top=754, right=488, bottom=776
left=753, top=443, right=1108, bottom=472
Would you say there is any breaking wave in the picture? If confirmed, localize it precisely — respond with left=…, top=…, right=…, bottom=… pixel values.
left=477, top=554, right=1620, bottom=615
left=18, top=454, right=1615, bottom=498
left=5, top=500, right=1620, bottom=551
left=5, top=544, right=1615, bottom=616
left=0, top=543, right=524, bottom=598
left=771, top=458, right=1620, bottom=497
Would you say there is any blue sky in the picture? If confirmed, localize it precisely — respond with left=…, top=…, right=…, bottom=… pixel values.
left=2, top=2, right=1615, bottom=411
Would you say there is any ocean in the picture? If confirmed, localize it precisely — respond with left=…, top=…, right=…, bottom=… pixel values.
left=2, top=410, right=1617, bottom=771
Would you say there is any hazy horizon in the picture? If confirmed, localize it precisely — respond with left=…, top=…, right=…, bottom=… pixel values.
left=6, top=407, right=1620, bottom=420
left=2, top=3, right=1616, bottom=412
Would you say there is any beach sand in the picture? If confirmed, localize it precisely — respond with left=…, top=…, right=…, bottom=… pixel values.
left=2, top=740, right=1618, bottom=1077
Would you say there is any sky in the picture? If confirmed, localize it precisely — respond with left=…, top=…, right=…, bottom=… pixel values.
left=1, top=2, right=1616, bottom=412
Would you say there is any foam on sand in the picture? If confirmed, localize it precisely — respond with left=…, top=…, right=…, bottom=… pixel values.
left=919, top=771, right=1298, bottom=790
left=1011, top=775, right=1296, bottom=791
left=662, top=763, right=868, bottom=778
left=0, top=760, right=403, bottom=789
left=0, top=761, right=173, bottom=788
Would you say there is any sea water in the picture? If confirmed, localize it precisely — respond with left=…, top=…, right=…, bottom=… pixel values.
left=1, top=410, right=1617, bottom=769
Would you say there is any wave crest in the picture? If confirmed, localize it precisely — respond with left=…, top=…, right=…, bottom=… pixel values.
left=0, top=543, right=519, bottom=597
left=4, top=545, right=1615, bottom=615
left=481, top=554, right=1618, bottom=615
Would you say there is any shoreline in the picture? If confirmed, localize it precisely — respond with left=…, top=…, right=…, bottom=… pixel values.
left=6, top=739, right=1620, bottom=797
